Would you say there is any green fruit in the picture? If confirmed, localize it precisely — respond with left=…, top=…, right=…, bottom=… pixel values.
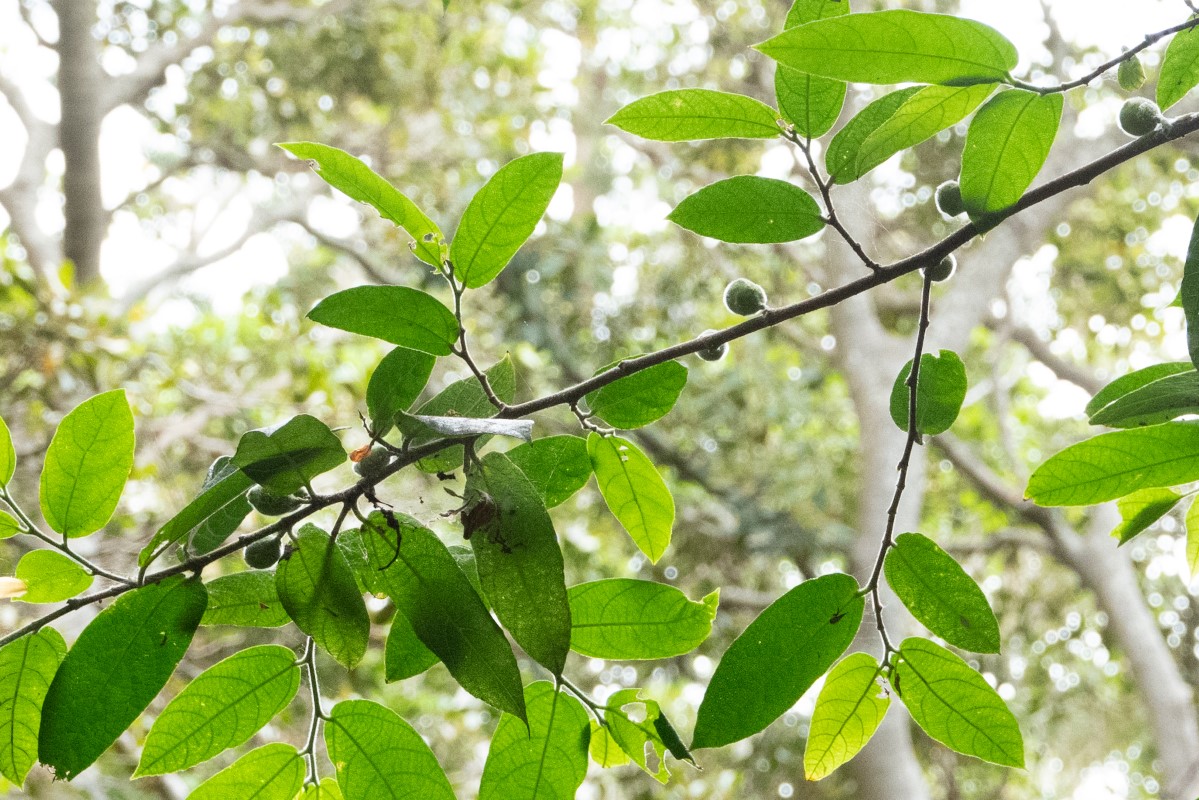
left=696, top=330, right=727, bottom=361
left=244, top=537, right=283, bottom=569
left=935, top=181, right=965, bottom=217
left=247, top=485, right=303, bottom=516
left=1119, top=98, right=1162, bottom=137
left=723, top=278, right=767, bottom=316
left=921, top=254, right=957, bottom=282
left=1118, top=54, right=1146, bottom=92
left=353, top=445, right=392, bottom=479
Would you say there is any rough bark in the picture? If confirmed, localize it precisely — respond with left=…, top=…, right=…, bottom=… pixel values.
left=54, top=0, right=106, bottom=285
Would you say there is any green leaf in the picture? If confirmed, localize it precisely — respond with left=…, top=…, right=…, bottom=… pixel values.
left=299, top=778, right=345, bottom=800
left=276, top=525, right=369, bottom=669
left=201, top=571, right=291, bottom=628
left=137, top=645, right=301, bottom=776
left=836, top=84, right=996, bottom=184
left=277, top=142, right=443, bottom=267
left=450, top=152, right=564, bottom=289
left=39, top=576, right=207, bottom=779
left=652, top=710, right=695, bottom=765
left=1089, top=370, right=1199, bottom=427
left=505, top=435, right=592, bottom=508
left=39, top=390, right=135, bottom=538
left=188, top=492, right=252, bottom=556
left=606, top=89, right=780, bottom=141
left=478, top=681, right=589, bottom=800
left=585, top=361, right=689, bottom=429
left=366, top=347, right=437, bottom=436
left=405, top=356, right=517, bottom=473
left=588, top=434, right=674, bottom=563
left=1187, top=499, right=1199, bottom=579
left=465, top=452, right=572, bottom=675
left=0, top=414, right=14, bottom=487
left=889, top=350, right=968, bottom=436
left=1158, top=22, right=1199, bottom=110
left=308, top=286, right=459, bottom=356
left=362, top=512, right=526, bottom=721
left=325, top=699, right=455, bottom=800
left=774, top=0, right=850, bottom=138
left=960, top=89, right=1062, bottom=217
left=1111, top=488, right=1183, bottom=545
left=589, top=721, right=631, bottom=768
left=568, top=579, right=718, bottom=660
left=1086, top=363, right=1196, bottom=417
left=757, top=10, right=1018, bottom=86
left=1026, top=422, right=1199, bottom=506
left=1181, top=215, right=1199, bottom=370
left=803, top=652, right=890, bottom=781
left=0, top=511, right=18, bottom=540
left=692, top=573, right=863, bottom=749
left=232, top=414, right=345, bottom=496
left=894, top=637, right=1024, bottom=767
left=141, top=465, right=254, bottom=567
left=0, top=629, right=66, bottom=786
left=384, top=611, right=439, bottom=682
left=187, top=743, right=305, bottom=800
left=604, top=688, right=671, bottom=782
left=883, top=533, right=1000, bottom=653
left=825, top=87, right=922, bottom=181
left=13, top=551, right=92, bottom=604
left=668, top=177, right=825, bottom=244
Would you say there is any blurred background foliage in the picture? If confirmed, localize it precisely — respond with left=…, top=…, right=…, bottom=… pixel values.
left=2, top=0, right=1199, bottom=797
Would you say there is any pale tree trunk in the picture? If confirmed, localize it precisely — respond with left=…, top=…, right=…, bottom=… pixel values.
left=54, top=0, right=106, bottom=286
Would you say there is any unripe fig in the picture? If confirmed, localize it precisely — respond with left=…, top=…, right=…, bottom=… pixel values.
left=935, top=180, right=965, bottom=217
left=1118, top=54, right=1146, bottom=92
left=1119, top=97, right=1163, bottom=137
left=723, top=278, right=767, bottom=316
left=244, top=536, right=282, bottom=569
left=353, top=445, right=392, bottom=479
left=921, top=254, right=957, bottom=282
left=247, top=485, right=303, bottom=516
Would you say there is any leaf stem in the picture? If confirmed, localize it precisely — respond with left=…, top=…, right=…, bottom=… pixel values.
left=300, top=637, right=327, bottom=784
left=445, top=263, right=508, bottom=412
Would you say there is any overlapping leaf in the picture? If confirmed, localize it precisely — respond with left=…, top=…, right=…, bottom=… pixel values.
left=894, top=637, right=1023, bottom=767
left=384, top=611, right=439, bottom=682
left=187, top=743, right=305, bottom=800
left=366, top=347, right=437, bottom=436
left=39, top=576, right=207, bottom=779
left=404, top=356, right=516, bottom=473
left=1088, top=369, right=1199, bottom=428
left=308, top=286, right=459, bottom=356
left=1086, top=362, right=1195, bottom=417
left=774, top=0, right=850, bottom=138
left=1110, top=488, right=1183, bottom=545
left=960, top=89, right=1062, bottom=217
left=201, top=571, right=291, bottom=628
left=141, top=461, right=253, bottom=567
left=804, top=652, right=889, bottom=781
left=450, top=152, right=563, bottom=289
left=568, top=579, right=718, bottom=660
left=478, top=682, right=589, bottom=800
left=826, top=87, right=921, bottom=181
left=39, top=390, right=135, bottom=538
left=137, top=645, right=301, bottom=776
left=505, top=435, right=592, bottom=508
left=231, top=415, right=345, bottom=496
left=585, top=361, right=689, bottom=429
left=692, top=573, right=863, bottom=749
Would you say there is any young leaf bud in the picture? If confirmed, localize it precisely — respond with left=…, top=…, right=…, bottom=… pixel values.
left=723, top=278, right=767, bottom=316
left=1119, top=97, right=1163, bottom=137
left=247, top=485, right=303, bottom=516
left=244, top=537, right=283, bottom=569
left=353, top=445, right=392, bottom=480
left=935, top=180, right=965, bottom=218
left=1117, top=54, right=1146, bottom=92
left=921, top=254, right=957, bottom=282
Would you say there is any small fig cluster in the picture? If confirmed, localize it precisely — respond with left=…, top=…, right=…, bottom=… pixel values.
left=1119, top=98, right=1164, bottom=137
left=244, top=536, right=283, bottom=569
left=696, top=330, right=727, bottom=362
left=247, top=485, right=303, bottom=516
left=724, top=278, right=767, bottom=316
left=935, top=180, right=965, bottom=218
left=921, top=254, right=957, bottom=282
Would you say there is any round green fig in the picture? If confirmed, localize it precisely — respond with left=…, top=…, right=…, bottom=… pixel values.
left=353, top=445, right=392, bottom=479
left=935, top=181, right=965, bottom=218
left=244, top=537, right=283, bottom=569
left=724, top=278, right=767, bottom=316
left=1118, top=54, right=1146, bottom=92
left=1119, top=97, right=1163, bottom=137
left=921, top=254, right=957, bottom=282
left=247, top=485, right=303, bottom=516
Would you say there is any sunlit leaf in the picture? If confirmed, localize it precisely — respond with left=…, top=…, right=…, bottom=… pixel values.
left=692, top=573, right=863, bottom=749
left=757, top=10, right=1018, bottom=85
left=961, top=89, right=1062, bottom=217
left=325, top=700, right=455, bottom=800
left=604, top=688, right=671, bottom=782
left=1110, top=488, right=1183, bottom=545
left=479, top=682, right=589, bottom=800
left=606, top=89, right=780, bottom=141
left=39, top=390, right=135, bottom=538
left=1086, top=363, right=1195, bottom=417
left=668, top=177, right=825, bottom=244
left=588, top=434, right=674, bottom=563
left=589, top=722, right=631, bottom=768
left=774, top=0, right=850, bottom=138
left=0, top=629, right=65, bottom=785
left=826, top=87, right=922, bottom=181
left=1158, top=23, right=1199, bottom=111
left=308, top=286, right=458, bottom=356
left=0, top=414, right=14, bottom=487
left=568, top=579, right=718, bottom=659
left=451, top=152, right=564, bottom=289
left=884, top=533, right=999, bottom=652
left=804, top=652, right=890, bottom=781
left=894, top=637, right=1023, bottom=767
left=384, top=610, right=439, bottom=682
left=39, top=576, right=207, bottom=779
left=137, top=645, right=300, bottom=776
left=585, top=361, right=689, bottom=428
left=1187, top=498, right=1199, bottom=579
left=13, top=551, right=92, bottom=604
left=505, top=435, right=592, bottom=508
left=187, top=743, right=305, bottom=800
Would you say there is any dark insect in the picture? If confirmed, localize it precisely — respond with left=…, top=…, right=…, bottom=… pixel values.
left=829, top=611, right=846, bottom=624
left=374, top=507, right=404, bottom=571
left=461, top=493, right=498, bottom=541
left=436, top=471, right=456, bottom=481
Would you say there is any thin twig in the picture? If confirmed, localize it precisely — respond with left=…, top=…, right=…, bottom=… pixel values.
left=299, top=637, right=326, bottom=784
left=446, top=266, right=508, bottom=412
left=0, top=488, right=134, bottom=585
